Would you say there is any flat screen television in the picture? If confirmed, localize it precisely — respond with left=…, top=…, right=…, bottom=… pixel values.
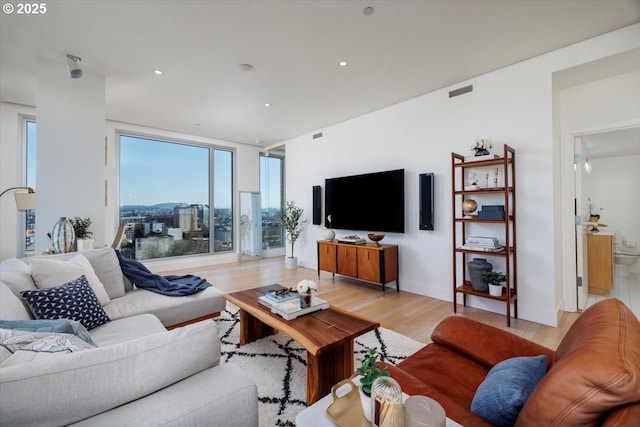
left=325, top=169, right=404, bottom=233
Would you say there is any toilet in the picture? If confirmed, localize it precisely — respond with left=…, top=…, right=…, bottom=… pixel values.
left=614, top=244, right=640, bottom=277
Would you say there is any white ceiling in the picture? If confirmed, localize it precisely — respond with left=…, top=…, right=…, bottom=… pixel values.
left=582, top=127, right=640, bottom=159
left=1, top=1, right=639, bottom=147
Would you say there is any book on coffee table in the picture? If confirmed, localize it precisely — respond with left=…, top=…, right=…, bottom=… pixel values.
left=263, top=290, right=299, bottom=303
left=259, top=295, right=329, bottom=320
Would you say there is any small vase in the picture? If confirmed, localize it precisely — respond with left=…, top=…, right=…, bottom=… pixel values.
left=474, top=148, right=490, bottom=156
left=322, top=229, right=336, bottom=241
left=300, top=293, right=312, bottom=308
left=359, top=386, right=373, bottom=422
left=468, top=258, right=492, bottom=292
left=51, top=217, right=75, bottom=254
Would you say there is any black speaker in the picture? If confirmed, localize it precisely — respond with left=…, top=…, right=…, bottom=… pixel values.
left=419, top=173, right=434, bottom=230
left=312, top=185, right=321, bottom=225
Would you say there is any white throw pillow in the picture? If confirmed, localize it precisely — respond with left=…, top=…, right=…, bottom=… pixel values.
left=28, top=254, right=111, bottom=306
left=0, top=282, right=32, bottom=320
left=0, top=258, right=37, bottom=294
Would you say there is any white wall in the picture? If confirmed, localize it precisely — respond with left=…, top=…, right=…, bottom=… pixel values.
left=584, top=155, right=640, bottom=273
left=36, top=59, right=106, bottom=254
left=283, top=24, right=640, bottom=327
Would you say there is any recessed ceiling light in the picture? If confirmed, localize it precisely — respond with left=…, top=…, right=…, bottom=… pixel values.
left=339, top=60, right=348, bottom=67
left=240, top=63, right=254, bottom=71
left=264, top=103, right=271, bottom=107
left=195, top=123, right=202, bottom=127
left=153, top=69, right=163, bottom=75
left=362, top=6, right=374, bottom=16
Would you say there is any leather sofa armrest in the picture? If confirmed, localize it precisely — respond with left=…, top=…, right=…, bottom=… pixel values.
left=601, top=403, right=640, bottom=426
left=431, top=316, right=555, bottom=368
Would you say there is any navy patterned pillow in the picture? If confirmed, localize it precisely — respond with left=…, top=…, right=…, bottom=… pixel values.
left=21, top=275, right=111, bottom=330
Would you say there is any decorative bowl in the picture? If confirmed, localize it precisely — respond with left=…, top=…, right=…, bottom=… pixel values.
left=367, top=233, right=385, bottom=246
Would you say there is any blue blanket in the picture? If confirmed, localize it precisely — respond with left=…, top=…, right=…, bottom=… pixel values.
left=116, top=250, right=211, bottom=296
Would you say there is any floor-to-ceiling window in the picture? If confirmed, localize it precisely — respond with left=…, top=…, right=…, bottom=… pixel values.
left=24, top=118, right=36, bottom=257
left=119, top=133, right=233, bottom=260
left=260, top=153, right=284, bottom=249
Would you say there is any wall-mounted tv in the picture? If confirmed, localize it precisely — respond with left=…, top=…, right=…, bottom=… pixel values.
left=325, top=169, right=404, bottom=233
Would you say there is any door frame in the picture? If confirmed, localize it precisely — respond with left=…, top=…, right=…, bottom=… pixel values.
left=560, top=118, right=640, bottom=312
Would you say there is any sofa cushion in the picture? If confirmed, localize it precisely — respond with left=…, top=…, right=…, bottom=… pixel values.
left=28, top=254, right=111, bottom=306
left=103, top=286, right=225, bottom=327
left=471, top=355, right=547, bottom=427
left=517, top=299, right=640, bottom=426
left=21, top=275, right=111, bottom=330
left=0, top=319, right=95, bottom=346
left=0, top=281, right=32, bottom=320
left=89, top=314, right=166, bottom=347
left=82, top=247, right=126, bottom=299
left=0, top=258, right=36, bottom=294
left=0, top=320, right=221, bottom=427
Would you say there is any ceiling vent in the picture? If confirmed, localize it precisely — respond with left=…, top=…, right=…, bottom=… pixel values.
left=449, top=84, right=473, bottom=98
left=313, top=132, right=323, bottom=139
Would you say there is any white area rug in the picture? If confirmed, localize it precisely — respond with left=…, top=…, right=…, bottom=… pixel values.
left=215, top=305, right=424, bottom=427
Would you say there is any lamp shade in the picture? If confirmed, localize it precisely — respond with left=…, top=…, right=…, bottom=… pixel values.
left=14, top=191, right=36, bottom=210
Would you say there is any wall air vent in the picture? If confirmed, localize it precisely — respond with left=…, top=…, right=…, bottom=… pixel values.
left=313, top=132, right=323, bottom=139
left=449, top=84, right=473, bottom=98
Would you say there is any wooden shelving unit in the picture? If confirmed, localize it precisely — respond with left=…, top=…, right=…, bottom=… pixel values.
left=451, top=145, right=517, bottom=326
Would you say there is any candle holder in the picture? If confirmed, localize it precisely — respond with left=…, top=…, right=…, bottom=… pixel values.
left=484, top=173, right=489, bottom=188
left=494, top=168, right=499, bottom=188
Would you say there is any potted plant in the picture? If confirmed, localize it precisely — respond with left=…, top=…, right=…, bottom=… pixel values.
left=70, top=216, right=94, bottom=251
left=356, top=347, right=389, bottom=421
left=482, top=271, right=506, bottom=296
left=281, top=200, right=306, bottom=269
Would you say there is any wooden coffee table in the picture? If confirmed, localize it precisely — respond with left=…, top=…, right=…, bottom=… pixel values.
left=224, top=284, right=379, bottom=405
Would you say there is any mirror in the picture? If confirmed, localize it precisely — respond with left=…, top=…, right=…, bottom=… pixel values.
left=239, top=191, right=262, bottom=261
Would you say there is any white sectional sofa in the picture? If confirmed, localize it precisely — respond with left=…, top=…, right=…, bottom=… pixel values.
left=0, top=248, right=259, bottom=426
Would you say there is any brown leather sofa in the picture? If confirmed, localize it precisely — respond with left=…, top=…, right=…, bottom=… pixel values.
left=380, top=298, right=640, bottom=426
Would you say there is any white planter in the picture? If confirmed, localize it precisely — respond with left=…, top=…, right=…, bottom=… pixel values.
left=285, top=256, right=298, bottom=269
left=359, top=386, right=373, bottom=422
left=488, top=284, right=503, bottom=296
left=76, top=238, right=94, bottom=252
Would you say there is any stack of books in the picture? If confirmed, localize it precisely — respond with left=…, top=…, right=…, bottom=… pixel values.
left=460, top=236, right=505, bottom=252
left=258, top=292, right=329, bottom=320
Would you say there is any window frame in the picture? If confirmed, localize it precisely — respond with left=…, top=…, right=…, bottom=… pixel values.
left=19, top=115, right=37, bottom=258
left=259, top=152, right=286, bottom=250
left=116, top=130, right=235, bottom=260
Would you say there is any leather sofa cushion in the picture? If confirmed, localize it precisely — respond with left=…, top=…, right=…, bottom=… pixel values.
left=517, top=299, right=640, bottom=426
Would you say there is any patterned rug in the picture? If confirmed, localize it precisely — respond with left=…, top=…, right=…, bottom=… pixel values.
left=215, top=305, right=424, bottom=427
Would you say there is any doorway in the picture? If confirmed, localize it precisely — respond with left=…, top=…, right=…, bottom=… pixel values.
left=573, top=126, right=640, bottom=315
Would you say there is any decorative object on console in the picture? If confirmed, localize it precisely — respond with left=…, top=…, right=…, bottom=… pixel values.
left=296, top=279, right=317, bottom=308
left=367, top=233, right=385, bottom=246
left=70, top=216, right=94, bottom=251
left=51, top=217, right=75, bottom=254
left=322, top=214, right=336, bottom=241
left=466, top=173, right=480, bottom=190
left=468, top=258, right=492, bottom=292
left=462, top=199, right=478, bottom=218
left=472, top=139, right=492, bottom=156
left=281, top=200, right=306, bottom=269
left=0, top=186, right=36, bottom=210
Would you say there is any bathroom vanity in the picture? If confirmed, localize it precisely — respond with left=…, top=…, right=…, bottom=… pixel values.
left=587, top=233, right=614, bottom=295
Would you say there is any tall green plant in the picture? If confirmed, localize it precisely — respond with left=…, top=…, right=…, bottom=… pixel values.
left=281, top=201, right=305, bottom=258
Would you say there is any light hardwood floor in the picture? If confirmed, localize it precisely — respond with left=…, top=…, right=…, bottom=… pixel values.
left=168, top=257, right=580, bottom=350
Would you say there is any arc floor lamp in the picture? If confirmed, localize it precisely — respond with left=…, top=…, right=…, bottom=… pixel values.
left=0, top=187, right=36, bottom=210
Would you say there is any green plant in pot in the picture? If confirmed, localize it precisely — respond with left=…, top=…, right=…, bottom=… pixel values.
left=357, top=347, right=389, bottom=421
left=357, top=347, right=389, bottom=396
left=280, top=200, right=305, bottom=268
left=482, top=271, right=506, bottom=296
left=70, top=217, right=94, bottom=251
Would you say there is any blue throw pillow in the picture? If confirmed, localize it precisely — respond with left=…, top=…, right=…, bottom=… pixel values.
left=0, top=319, right=96, bottom=346
left=20, top=275, right=110, bottom=330
left=471, top=355, right=547, bottom=427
